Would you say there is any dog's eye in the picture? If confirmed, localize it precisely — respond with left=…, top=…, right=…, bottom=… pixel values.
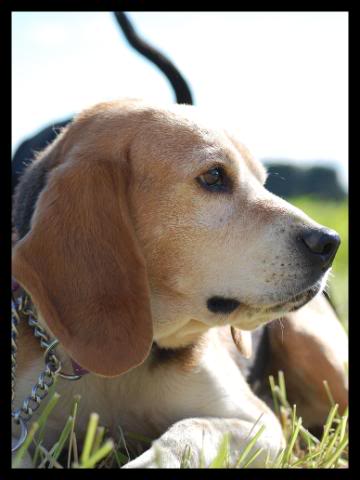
left=201, top=168, right=223, bottom=186
left=197, top=167, right=230, bottom=192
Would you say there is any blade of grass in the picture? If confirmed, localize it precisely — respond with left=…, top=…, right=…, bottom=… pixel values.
left=274, top=385, right=289, bottom=409
left=323, top=380, right=335, bottom=408
left=13, top=421, right=39, bottom=468
left=32, top=390, right=61, bottom=466
left=291, top=404, right=297, bottom=433
left=242, top=447, right=264, bottom=468
left=37, top=445, right=55, bottom=468
left=322, top=414, right=344, bottom=461
left=269, top=375, right=280, bottom=417
left=81, top=439, right=115, bottom=468
left=299, top=425, right=320, bottom=445
left=80, top=413, right=99, bottom=464
left=114, top=449, right=130, bottom=467
left=235, top=425, right=266, bottom=468
left=278, top=371, right=287, bottom=405
left=48, top=415, right=74, bottom=466
left=322, top=411, right=348, bottom=468
left=264, top=447, right=273, bottom=468
left=278, top=405, right=287, bottom=434
left=271, top=448, right=285, bottom=468
left=209, top=433, right=230, bottom=468
left=282, top=416, right=302, bottom=467
left=118, top=425, right=131, bottom=464
left=321, top=437, right=348, bottom=468
left=37, top=444, right=63, bottom=469
left=291, top=449, right=322, bottom=467
left=319, top=404, right=339, bottom=450
left=339, top=407, right=348, bottom=443
left=91, top=427, right=105, bottom=457
left=297, top=426, right=315, bottom=468
left=67, top=395, right=81, bottom=468
left=71, top=431, right=79, bottom=466
left=180, top=444, right=193, bottom=468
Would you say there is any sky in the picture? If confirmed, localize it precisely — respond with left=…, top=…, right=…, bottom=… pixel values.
left=12, top=12, right=348, bottom=188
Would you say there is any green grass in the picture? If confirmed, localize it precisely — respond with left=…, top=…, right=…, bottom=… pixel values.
left=13, top=373, right=348, bottom=469
left=289, top=196, right=348, bottom=330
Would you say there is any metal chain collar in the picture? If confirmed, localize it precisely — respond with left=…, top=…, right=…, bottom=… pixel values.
left=12, top=291, right=81, bottom=453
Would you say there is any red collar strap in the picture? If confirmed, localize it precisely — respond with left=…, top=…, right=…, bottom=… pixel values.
left=70, top=359, right=89, bottom=377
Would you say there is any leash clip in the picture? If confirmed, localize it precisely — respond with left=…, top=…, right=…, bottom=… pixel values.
left=11, top=414, right=27, bottom=453
left=44, top=339, right=82, bottom=381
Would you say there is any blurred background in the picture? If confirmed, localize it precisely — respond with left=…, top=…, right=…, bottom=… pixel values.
left=12, top=11, right=348, bottom=328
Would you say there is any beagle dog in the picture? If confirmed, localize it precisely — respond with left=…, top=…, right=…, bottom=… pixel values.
left=12, top=98, right=348, bottom=468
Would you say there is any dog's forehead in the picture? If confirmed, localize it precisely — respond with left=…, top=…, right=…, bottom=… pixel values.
left=103, top=101, right=267, bottom=184
left=154, top=104, right=267, bottom=184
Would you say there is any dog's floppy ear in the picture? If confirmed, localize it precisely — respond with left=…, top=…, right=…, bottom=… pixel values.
left=12, top=139, right=153, bottom=377
left=231, top=326, right=252, bottom=359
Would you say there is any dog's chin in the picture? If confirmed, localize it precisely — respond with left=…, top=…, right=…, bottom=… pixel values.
left=264, top=282, right=323, bottom=316
left=233, top=281, right=324, bottom=330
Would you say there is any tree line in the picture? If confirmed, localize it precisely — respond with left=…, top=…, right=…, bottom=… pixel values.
left=263, top=162, right=347, bottom=200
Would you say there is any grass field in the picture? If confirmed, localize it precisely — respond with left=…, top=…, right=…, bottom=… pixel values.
left=13, top=196, right=348, bottom=469
left=13, top=375, right=348, bottom=469
left=290, top=196, right=348, bottom=330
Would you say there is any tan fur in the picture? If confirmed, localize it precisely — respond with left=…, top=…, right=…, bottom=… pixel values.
left=13, top=144, right=153, bottom=377
left=267, top=295, right=348, bottom=427
left=12, top=99, right=347, bottom=468
left=15, top=318, right=42, bottom=377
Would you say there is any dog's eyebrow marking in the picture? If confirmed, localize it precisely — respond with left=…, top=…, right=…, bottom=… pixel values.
left=207, top=296, right=240, bottom=314
left=223, top=132, right=267, bottom=185
left=193, top=146, right=237, bottom=170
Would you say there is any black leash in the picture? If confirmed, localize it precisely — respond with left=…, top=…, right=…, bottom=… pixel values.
left=114, top=13, right=193, bottom=105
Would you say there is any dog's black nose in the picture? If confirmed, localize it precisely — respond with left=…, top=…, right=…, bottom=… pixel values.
left=301, top=228, right=341, bottom=269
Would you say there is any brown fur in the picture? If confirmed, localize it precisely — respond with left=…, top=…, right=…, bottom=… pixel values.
left=267, top=294, right=348, bottom=426
left=12, top=99, right=347, bottom=468
left=13, top=129, right=153, bottom=377
left=150, top=335, right=208, bottom=373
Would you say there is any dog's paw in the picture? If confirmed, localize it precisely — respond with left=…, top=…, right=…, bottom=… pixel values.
left=122, top=446, right=180, bottom=468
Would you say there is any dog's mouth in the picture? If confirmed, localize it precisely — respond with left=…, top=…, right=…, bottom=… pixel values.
left=207, top=282, right=322, bottom=317
left=206, top=277, right=324, bottom=324
left=264, top=282, right=322, bottom=314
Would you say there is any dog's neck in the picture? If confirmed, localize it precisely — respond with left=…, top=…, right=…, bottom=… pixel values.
left=13, top=280, right=205, bottom=378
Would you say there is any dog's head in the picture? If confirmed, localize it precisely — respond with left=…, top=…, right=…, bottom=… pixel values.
left=12, top=99, right=340, bottom=376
